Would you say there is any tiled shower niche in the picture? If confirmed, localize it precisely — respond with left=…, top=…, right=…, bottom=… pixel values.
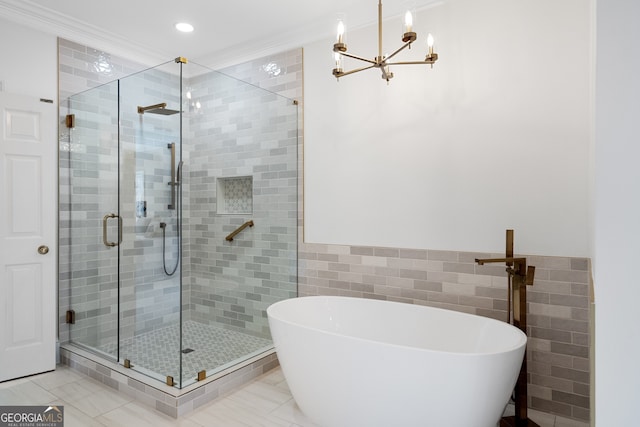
left=217, top=176, right=253, bottom=214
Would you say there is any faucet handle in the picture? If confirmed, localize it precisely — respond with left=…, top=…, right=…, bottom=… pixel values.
left=525, top=265, right=536, bottom=286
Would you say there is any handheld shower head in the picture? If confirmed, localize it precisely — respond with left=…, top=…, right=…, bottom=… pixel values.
left=177, top=161, right=184, bottom=184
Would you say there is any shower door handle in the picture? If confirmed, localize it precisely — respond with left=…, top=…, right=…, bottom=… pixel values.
left=103, top=213, right=123, bottom=247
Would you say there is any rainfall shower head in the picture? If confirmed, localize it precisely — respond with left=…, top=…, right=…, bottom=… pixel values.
left=137, top=103, right=180, bottom=115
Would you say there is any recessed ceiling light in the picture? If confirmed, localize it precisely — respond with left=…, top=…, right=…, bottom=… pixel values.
left=175, top=22, right=194, bottom=33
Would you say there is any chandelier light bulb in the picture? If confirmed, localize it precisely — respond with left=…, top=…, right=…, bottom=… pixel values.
left=427, top=33, right=435, bottom=48
left=404, top=11, right=413, bottom=33
left=337, top=20, right=345, bottom=44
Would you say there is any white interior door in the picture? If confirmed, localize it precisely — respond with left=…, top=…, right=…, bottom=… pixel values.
left=0, top=92, right=56, bottom=382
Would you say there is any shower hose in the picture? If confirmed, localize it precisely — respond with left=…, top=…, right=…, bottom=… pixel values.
left=160, top=183, right=181, bottom=276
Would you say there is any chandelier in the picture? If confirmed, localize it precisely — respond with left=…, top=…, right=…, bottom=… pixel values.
left=332, top=0, right=438, bottom=82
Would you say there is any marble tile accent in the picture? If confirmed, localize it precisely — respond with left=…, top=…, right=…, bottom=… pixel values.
left=96, top=321, right=271, bottom=383
left=217, top=176, right=253, bottom=214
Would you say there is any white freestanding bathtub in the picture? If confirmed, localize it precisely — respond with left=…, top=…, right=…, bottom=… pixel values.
left=267, top=296, right=527, bottom=427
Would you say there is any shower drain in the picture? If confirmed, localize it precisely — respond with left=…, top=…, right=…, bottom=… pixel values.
left=181, top=348, right=195, bottom=354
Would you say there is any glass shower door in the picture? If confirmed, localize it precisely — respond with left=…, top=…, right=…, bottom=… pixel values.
left=117, top=61, right=183, bottom=385
left=65, top=80, right=120, bottom=360
left=65, top=60, right=184, bottom=385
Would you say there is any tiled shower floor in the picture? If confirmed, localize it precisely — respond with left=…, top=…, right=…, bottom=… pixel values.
left=98, top=321, right=272, bottom=383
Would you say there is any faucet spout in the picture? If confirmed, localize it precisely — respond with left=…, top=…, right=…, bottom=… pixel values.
left=474, top=257, right=526, bottom=266
left=475, top=257, right=534, bottom=285
left=475, top=257, right=530, bottom=279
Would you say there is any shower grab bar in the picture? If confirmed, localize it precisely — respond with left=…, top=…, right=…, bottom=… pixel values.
left=225, top=220, right=254, bottom=242
left=168, top=142, right=177, bottom=210
left=103, top=213, right=123, bottom=247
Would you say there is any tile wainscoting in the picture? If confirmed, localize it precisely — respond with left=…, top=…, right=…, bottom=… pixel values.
left=298, top=241, right=591, bottom=422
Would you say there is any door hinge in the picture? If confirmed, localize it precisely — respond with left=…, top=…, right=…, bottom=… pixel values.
left=65, top=309, right=75, bottom=324
left=65, top=114, right=75, bottom=128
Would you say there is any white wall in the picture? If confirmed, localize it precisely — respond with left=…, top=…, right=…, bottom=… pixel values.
left=304, top=0, right=591, bottom=257
left=0, top=17, right=57, bottom=101
left=594, top=0, right=640, bottom=424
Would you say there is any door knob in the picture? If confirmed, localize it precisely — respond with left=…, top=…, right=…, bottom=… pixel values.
left=37, top=245, right=49, bottom=255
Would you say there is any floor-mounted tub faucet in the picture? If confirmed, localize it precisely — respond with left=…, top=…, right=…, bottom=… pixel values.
left=475, top=230, right=539, bottom=427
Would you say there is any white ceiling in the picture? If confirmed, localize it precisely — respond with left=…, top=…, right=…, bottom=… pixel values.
left=0, top=0, right=441, bottom=69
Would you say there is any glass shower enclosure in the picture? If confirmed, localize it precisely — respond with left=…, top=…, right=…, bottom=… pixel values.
left=59, top=58, right=298, bottom=388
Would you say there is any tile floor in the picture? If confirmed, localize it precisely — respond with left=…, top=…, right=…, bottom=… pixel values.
left=0, top=365, right=589, bottom=427
left=97, top=321, right=272, bottom=382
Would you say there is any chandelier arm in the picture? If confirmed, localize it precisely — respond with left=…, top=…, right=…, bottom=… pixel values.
left=380, top=67, right=392, bottom=81
left=339, top=52, right=378, bottom=65
left=387, top=61, right=435, bottom=66
left=384, top=41, right=414, bottom=63
left=337, top=64, right=377, bottom=77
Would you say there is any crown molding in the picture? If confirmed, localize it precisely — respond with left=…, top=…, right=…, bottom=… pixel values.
left=196, top=21, right=327, bottom=71
left=0, top=0, right=445, bottom=71
left=0, top=0, right=167, bottom=66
